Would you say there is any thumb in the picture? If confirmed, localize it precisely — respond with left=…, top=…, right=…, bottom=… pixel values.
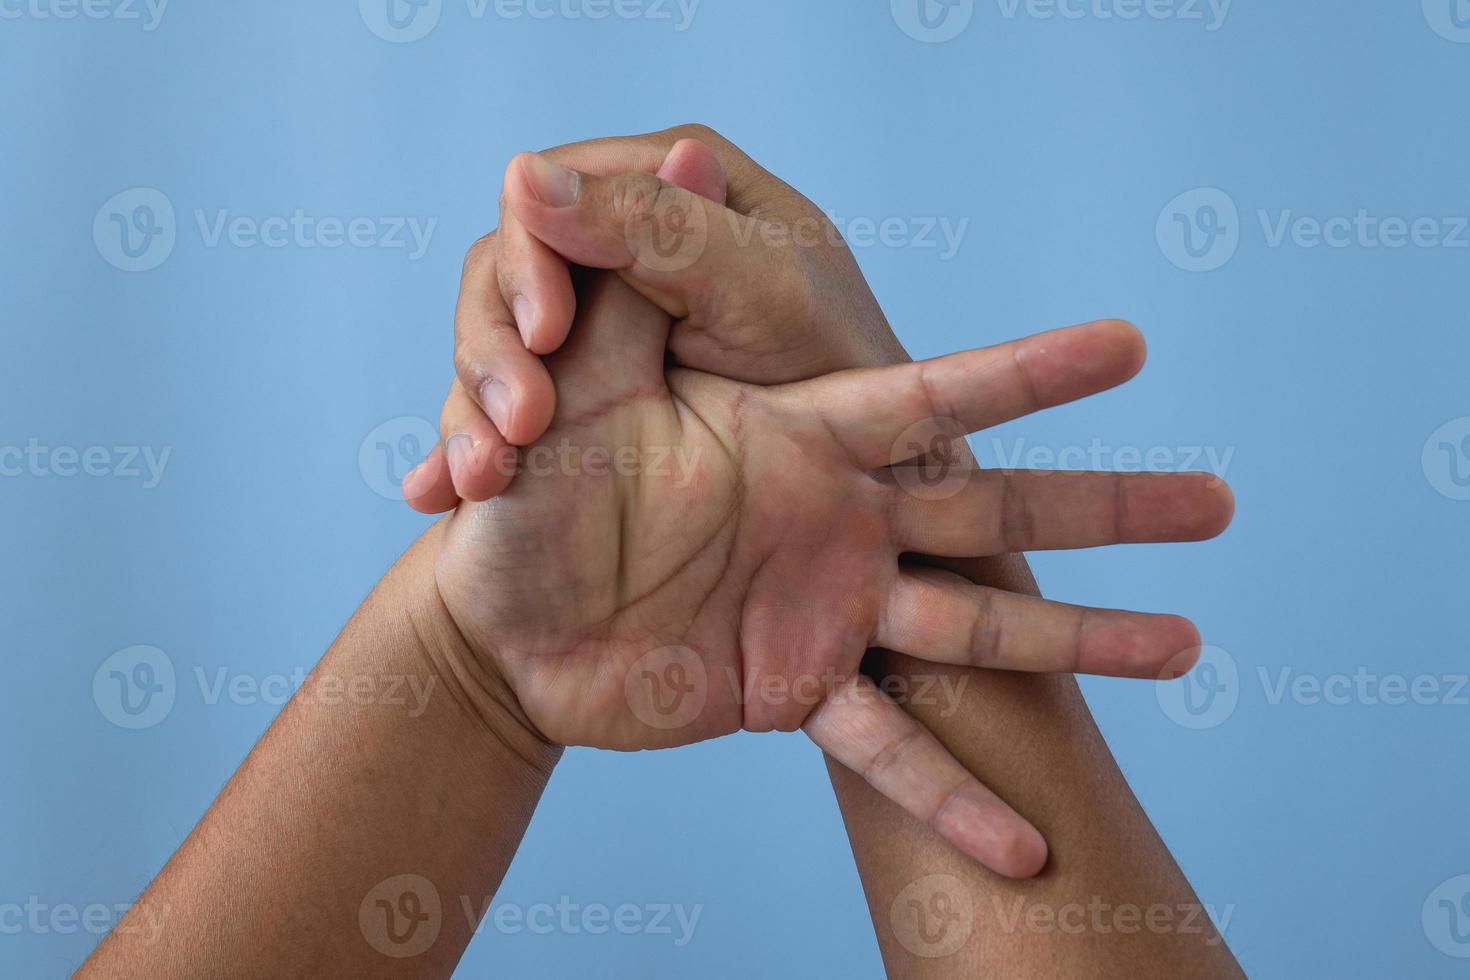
left=501, top=147, right=795, bottom=325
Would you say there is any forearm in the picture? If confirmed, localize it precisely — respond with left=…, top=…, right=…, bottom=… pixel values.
left=80, top=524, right=560, bottom=979
left=828, top=551, right=1242, bottom=978
left=818, top=321, right=1242, bottom=976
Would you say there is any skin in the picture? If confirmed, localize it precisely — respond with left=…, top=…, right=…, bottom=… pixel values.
left=433, top=273, right=1230, bottom=875
left=82, top=126, right=1243, bottom=978
left=78, top=527, right=561, bottom=978
left=80, top=273, right=1228, bottom=979
left=410, top=125, right=1246, bottom=975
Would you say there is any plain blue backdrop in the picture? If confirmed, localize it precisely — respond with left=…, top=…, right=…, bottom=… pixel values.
left=3, top=0, right=1467, bottom=976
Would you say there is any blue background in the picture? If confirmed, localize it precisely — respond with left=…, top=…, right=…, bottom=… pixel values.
left=2, top=0, right=1467, bottom=976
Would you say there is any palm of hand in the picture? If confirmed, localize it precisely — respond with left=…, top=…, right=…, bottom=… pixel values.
left=437, top=277, right=896, bottom=750
left=434, top=272, right=1230, bottom=875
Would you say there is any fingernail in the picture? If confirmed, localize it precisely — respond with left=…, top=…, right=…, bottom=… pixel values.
left=480, top=380, right=516, bottom=442
left=522, top=153, right=579, bottom=208
left=445, top=433, right=475, bottom=484
left=513, top=294, right=536, bottom=347
left=401, top=460, right=434, bottom=500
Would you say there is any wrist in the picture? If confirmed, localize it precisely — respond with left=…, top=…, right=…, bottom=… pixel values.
left=392, top=522, right=563, bottom=778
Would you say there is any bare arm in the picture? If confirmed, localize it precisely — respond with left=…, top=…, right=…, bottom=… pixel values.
left=415, top=124, right=1244, bottom=977
left=831, top=555, right=1242, bottom=978
left=818, top=301, right=1242, bottom=977
left=79, top=524, right=560, bottom=978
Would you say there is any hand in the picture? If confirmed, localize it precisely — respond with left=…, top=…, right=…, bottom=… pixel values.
left=433, top=274, right=1234, bottom=879
left=403, top=125, right=909, bottom=511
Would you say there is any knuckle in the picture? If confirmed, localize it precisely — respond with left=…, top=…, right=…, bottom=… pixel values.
left=965, top=587, right=1002, bottom=667
left=669, top=121, right=723, bottom=145
left=999, top=475, right=1036, bottom=553
left=612, top=172, right=669, bottom=223
left=862, top=725, right=921, bottom=784
left=462, top=233, right=497, bottom=276
left=452, top=341, right=489, bottom=389
left=437, top=390, right=459, bottom=441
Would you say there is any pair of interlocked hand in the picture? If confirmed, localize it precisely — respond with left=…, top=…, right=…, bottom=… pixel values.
left=399, top=127, right=1233, bottom=879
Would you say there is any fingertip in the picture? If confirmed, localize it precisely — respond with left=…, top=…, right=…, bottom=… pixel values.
left=1203, top=476, right=1237, bottom=537
left=1001, top=824, right=1050, bottom=880
left=402, top=446, right=460, bottom=514
left=511, top=289, right=563, bottom=357
left=504, top=237, right=578, bottom=357
left=1089, top=318, right=1147, bottom=381
left=445, top=431, right=518, bottom=502
left=657, top=138, right=728, bottom=204
left=1081, top=611, right=1203, bottom=678
left=1177, top=472, right=1236, bottom=540
left=523, top=322, right=562, bottom=357
left=503, top=152, right=535, bottom=209
left=510, top=294, right=537, bottom=350
left=936, top=793, right=1049, bottom=879
left=1123, top=471, right=1236, bottom=543
left=515, top=374, right=557, bottom=445
left=970, top=819, right=1049, bottom=880
left=1015, top=318, right=1147, bottom=404
left=505, top=151, right=537, bottom=181
left=1160, top=617, right=1205, bottom=679
left=511, top=151, right=581, bottom=212
left=481, top=372, right=556, bottom=447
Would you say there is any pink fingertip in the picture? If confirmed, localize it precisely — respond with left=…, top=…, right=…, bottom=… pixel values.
left=401, top=459, right=436, bottom=502
left=935, top=794, right=1049, bottom=879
